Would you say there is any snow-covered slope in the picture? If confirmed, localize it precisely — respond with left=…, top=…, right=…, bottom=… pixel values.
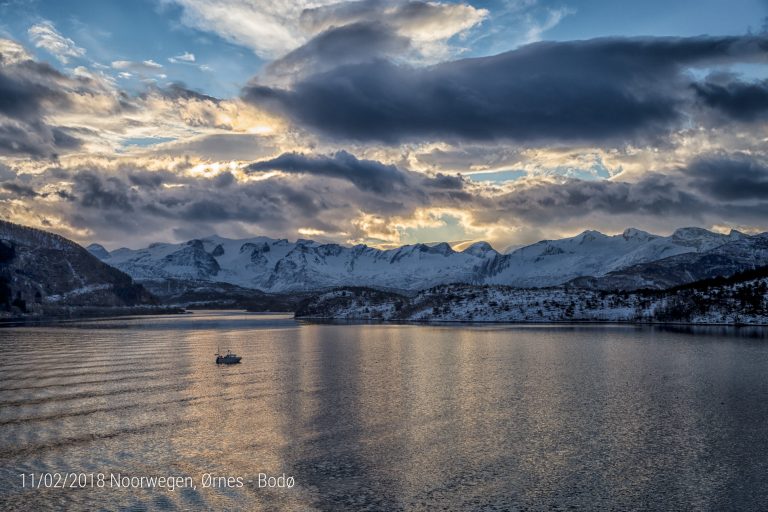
left=481, top=227, right=746, bottom=287
left=570, top=232, right=768, bottom=290
left=101, top=235, right=499, bottom=292
left=295, top=275, right=768, bottom=324
left=92, top=227, right=759, bottom=293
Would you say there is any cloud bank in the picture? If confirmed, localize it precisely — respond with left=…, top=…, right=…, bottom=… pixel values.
left=2, top=18, right=768, bottom=249
left=4, top=146, right=768, bottom=249
left=0, top=43, right=82, bottom=157
left=245, top=35, right=768, bottom=144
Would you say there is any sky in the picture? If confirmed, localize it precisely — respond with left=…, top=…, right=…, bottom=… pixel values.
left=0, top=0, right=767, bottom=250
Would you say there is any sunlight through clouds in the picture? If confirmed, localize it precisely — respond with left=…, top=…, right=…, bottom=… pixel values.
left=0, top=0, right=766, bottom=249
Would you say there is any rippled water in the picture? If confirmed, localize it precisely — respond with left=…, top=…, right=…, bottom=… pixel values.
left=1, top=312, right=768, bottom=511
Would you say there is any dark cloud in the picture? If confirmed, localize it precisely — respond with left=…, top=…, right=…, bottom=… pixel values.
left=693, top=78, right=768, bottom=122
left=182, top=200, right=236, bottom=222
left=266, top=22, right=410, bottom=82
left=683, top=152, right=768, bottom=200
left=213, top=171, right=236, bottom=188
left=55, top=189, right=75, bottom=201
left=1, top=182, right=38, bottom=198
left=247, top=150, right=471, bottom=200
left=0, top=43, right=82, bottom=157
left=247, top=150, right=407, bottom=193
left=0, top=60, right=66, bottom=118
left=51, top=127, right=81, bottom=149
left=128, top=170, right=172, bottom=189
left=244, top=35, right=768, bottom=145
left=73, top=172, right=135, bottom=212
left=423, top=173, right=465, bottom=190
left=483, top=173, right=705, bottom=225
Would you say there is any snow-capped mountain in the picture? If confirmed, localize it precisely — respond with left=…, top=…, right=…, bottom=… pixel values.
left=90, top=227, right=764, bottom=294
left=570, top=231, right=768, bottom=290
left=482, top=227, right=748, bottom=287
left=99, top=236, right=499, bottom=292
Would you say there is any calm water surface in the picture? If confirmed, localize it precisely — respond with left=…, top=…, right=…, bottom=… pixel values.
left=1, top=312, right=768, bottom=511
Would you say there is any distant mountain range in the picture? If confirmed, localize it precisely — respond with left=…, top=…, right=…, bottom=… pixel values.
left=5, top=218, right=765, bottom=320
left=88, top=226, right=768, bottom=296
left=0, top=221, right=155, bottom=317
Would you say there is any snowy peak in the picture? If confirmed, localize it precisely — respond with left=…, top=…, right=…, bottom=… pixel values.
left=462, top=241, right=497, bottom=257
left=425, top=242, right=453, bottom=256
left=573, top=230, right=608, bottom=244
left=100, top=233, right=498, bottom=292
left=94, top=227, right=766, bottom=293
left=484, top=226, right=751, bottom=288
left=672, top=227, right=713, bottom=239
left=621, top=228, right=655, bottom=241
left=670, top=227, right=736, bottom=251
left=86, top=243, right=110, bottom=260
left=161, top=240, right=220, bottom=279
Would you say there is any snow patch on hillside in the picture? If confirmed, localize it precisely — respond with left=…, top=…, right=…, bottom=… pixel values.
left=297, top=277, right=768, bottom=325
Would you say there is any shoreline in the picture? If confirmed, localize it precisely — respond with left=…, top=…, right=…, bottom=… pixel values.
left=0, top=306, right=188, bottom=327
left=295, top=316, right=768, bottom=328
left=2, top=308, right=766, bottom=328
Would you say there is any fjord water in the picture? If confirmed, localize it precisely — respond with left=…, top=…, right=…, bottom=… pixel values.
left=1, top=313, right=768, bottom=511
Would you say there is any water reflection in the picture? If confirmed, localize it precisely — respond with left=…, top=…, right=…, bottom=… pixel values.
left=0, top=313, right=767, bottom=510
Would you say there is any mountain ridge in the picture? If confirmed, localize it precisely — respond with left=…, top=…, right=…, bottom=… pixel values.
left=89, top=227, right=768, bottom=294
left=0, top=220, right=157, bottom=316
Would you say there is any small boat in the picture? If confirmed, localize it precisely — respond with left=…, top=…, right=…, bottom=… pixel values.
left=215, top=349, right=242, bottom=364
